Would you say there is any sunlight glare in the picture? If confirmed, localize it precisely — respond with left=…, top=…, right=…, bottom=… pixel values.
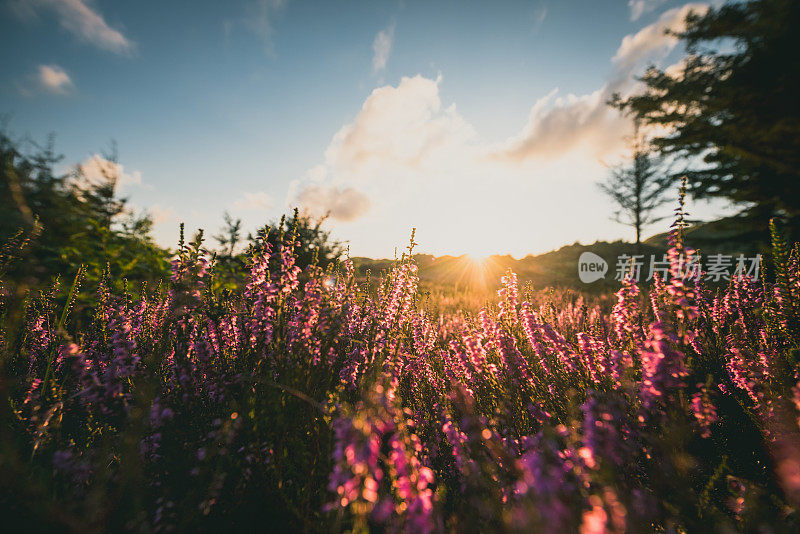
left=466, top=253, right=488, bottom=265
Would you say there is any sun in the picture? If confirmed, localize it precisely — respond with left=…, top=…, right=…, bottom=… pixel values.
left=424, top=250, right=500, bottom=294
left=463, top=244, right=493, bottom=264
left=466, top=253, right=488, bottom=265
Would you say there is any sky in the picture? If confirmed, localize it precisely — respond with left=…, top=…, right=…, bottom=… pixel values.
left=0, top=0, right=734, bottom=259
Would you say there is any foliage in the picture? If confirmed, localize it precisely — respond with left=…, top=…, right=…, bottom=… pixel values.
left=210, top=210, right=347, bottom=292
left=0, top=129, right=169, bottom=300
left=253, top=209, right=346, bottom=271
left=614, top=0, right=800, bottom=221
left=213, top=211, right=243, bottom=259
left=2, top=210, right=800, bottom=532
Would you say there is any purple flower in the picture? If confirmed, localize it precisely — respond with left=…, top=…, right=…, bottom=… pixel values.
left=639, top=321, right=687, bottom=412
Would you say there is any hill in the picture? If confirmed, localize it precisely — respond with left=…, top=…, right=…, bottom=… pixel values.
left=644, top=215, right=771, bottom=257
left=351, top=215, right=788, bottom=298
left=351, top=240, right=666, bottom=297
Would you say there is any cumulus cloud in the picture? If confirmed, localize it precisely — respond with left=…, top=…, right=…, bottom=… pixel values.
left=628, top=0, right=667, bottom=21
left=295, top=185, right=370, bottom=222
left=612, top=3, right=708, bottom=84
left=13, top=0, right=134, bottom=54
left=496, top=3, right=709, bottom=163
left=324, top=74, right=476, bottom=178
left=372, top=22, right=395, bottom=73
left=288, top=75, right=480, bottom=222
left=32, top=64, right=74, bottom=95
left=233, top=191, right=274, bottom=211
left=77, top=155, right=144, bottom=191
left=500, top=89, right=631, bottom=162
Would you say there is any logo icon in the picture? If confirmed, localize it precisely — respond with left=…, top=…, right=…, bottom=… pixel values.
left=578, top=252, right=608, bottom=283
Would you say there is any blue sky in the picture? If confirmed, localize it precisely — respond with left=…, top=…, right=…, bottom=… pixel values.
left=0, top=0, right=732, bottom=258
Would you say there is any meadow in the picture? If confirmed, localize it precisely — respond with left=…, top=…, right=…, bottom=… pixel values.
left=1, top=202, right=800, bottom=534
left=4, top=0, right=800, bottom=530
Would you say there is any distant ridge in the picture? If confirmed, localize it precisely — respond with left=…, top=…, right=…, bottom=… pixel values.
left=644, top=215, right=771, bottom=257
left=351, top=216, right=783, bottom=294
left=352, top=240, right=665, bottom=294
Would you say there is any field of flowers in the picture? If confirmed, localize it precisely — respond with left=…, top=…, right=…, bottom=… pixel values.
left=2, top=211, right=800, bottom=533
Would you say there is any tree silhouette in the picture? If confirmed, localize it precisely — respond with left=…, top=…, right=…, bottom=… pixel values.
left=599, top=124, right=672, bottom=246
left=613, top=0, right=800, bottom=222
left=214, top=211, right=242, bottom=258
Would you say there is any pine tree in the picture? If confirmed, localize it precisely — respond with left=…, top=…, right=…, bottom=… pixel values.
left=614, top=0, right=800, bottom=220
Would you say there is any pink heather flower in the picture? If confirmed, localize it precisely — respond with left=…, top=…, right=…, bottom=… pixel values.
left=462, top=324, right=498, bottom=379
left=607, top=349, right=633, bottom=386
left=445, top=339, right=475, bottom=389
left=498, top=328, right=532, bottom=387
left=277, top=239, right=302, bottom=298
left=24, top=378, right=43, bottom=405
left=541, top=322, right=579, bottom=373
left=727, top=477, right=746, bottom=517
left=576, top=332, right=611, bottom=385
left=498, top=269, right=519, bottom=325
left=639, top=321, right=687, bottom=412
left=580, top=495, right=608, bottom=534
left=328, top=381, right=437, bottom=532
left=219, top=315, right=242, bottom=353
left=286, top=272, right=325, bottom=364
left=664, top=229, right=701, bottom=323
left=520, top=302, right=552, bottom=377
left=726, top=348, right=764, bottom=404
left=27, top=314, right=51, bottom=371
left=478, top=309, right=500, bottom=355
left=442, top=417, right=474, bottom=480
left=649, top=273, right=668, bottom=322
left=381, top=263, right=419, bottom=329
left=244, top=241, right=278, bottom=347
left=691, top=385, right=719, bottom=438
left=387, top=433, right=437, bottom=533
left=612, top=276, right=642, bottom=344
left=581, top=394, right=631, bottom=467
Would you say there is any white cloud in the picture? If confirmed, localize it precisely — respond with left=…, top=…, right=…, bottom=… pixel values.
left=233, top=191, right=274, bottom=211
left=244, top=0, right=288, bottom=55
left=628, top=0, right=667, bottom=21
left=35, top=64, right=74, bottom=94
left=324, top=74, right=476, bottom=179
left=304, top=164, right=328, bottom=183
left=499, top=88, right=631, bottom=162
left=612, top=3, right=708, bottom=82
left=290, top=73, right=621, bottom=225
left=288, top=74, right=488, bottom=224
left=496, top=3, right=709, bottom=163
left=15, top=0, right=134, bottom=54
left=77, top=155, right=144, bottom=191
left=372, top=22, right=395, bottom=73
left=294, top=185, right=370, bottom=222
